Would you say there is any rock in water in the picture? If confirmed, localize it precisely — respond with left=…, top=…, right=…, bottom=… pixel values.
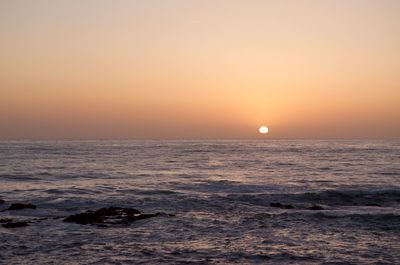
left=366, top=203, right=381, bottom=207
left=63, top=212, right=103, bottom=225
left=307, top=205, right=324, bottom=210
left=63, top=206, right=162, bottom=226
left=2, top=222, right=29, bottom=228
left=6, top=203, right=37, bottom=211
left=270, top=202, right=294, bottom=209
left=95, top=206, right=141, bottom=216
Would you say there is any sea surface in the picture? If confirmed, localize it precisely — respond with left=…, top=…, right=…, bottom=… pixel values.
left=0, top=140, right=399, bottom=264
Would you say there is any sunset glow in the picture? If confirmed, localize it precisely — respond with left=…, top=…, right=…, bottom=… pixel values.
left=1, top=0, right=399, bottom=139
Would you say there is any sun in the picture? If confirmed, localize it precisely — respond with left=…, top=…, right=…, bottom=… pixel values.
left=259, top=126, right=269, bottom=134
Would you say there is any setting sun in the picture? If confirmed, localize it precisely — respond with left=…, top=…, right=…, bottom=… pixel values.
left=259, top=126, right=269, bottom=134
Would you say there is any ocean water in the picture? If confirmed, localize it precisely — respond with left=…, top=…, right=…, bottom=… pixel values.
left=0, top=140, right=399, bottom=264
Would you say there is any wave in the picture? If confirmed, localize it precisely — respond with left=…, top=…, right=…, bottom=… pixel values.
left=294, top=189, right=400, bottom=206
left=227, top=188, right=400, bottom=207
left=0, top=174, right=40, bottom=181
left=0, top=172, right=113, bottom=182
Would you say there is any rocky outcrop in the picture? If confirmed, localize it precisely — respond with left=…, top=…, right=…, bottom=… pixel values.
left=365, top=203, right=381, bottom=207
left=0, top=218, right=13, bottom=223
left=5, top=203, right=37, bottom=211
left=2, top=221, right=29, bottom=228
left=270, top=202, right=294, bottom=209
left=63, top=206, right=166, bottom=226
left=0, top=203, right=172, bottom=228
left=307, top=205, right=324, bottom=210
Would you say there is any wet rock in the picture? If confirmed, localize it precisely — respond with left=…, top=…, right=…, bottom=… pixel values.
left=2, top=222, right=29, bottom=228
left=95, top=206, right=140, bottom=216
left=33, top=217, right=48, bottom=222
left=6, top=203, right=37, bottom=211
left=0, top=199, right=4, bottom=204
left=63, top=206, right=163, bottom=226
left=307, top=205, right=324, bottom=210
left=366, top=203, right=381, bottom=207
left=270, top=202, right=294, bottom=209
left=64, top=212, right=103, bottom=225
left=0, top=218, right=13, bottom=223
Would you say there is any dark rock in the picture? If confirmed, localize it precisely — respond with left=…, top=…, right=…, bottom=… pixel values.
left=270, top=202, right=294, bottom=209
left=63, top=206, right=164, bottom=226
left=95, top=206, right=141, bottom=216
left=64, top=212, right=103, bottom=225
left=2, top=222, right=29, bottom=228
left=34, top=217, right=48, bottom=221
left=126, top=213, right=160, bottom=222
left=366, top=203, right=381, bottom=207
left=307, top=205, right=324, bottom=210
left=6, top=203, right=37, bottom=211
left=0, top=218, right=13, bottom=223
left=0, top=199, right=4, bottom=204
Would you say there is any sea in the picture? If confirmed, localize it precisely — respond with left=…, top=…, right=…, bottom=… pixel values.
left=0, top=140, right=399, bottom=264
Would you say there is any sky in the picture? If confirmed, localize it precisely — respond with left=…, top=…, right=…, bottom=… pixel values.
left=1, top=0, right=399, bottom=139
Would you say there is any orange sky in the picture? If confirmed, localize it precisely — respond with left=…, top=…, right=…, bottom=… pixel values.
left=1, top=0, right=399, bottom=139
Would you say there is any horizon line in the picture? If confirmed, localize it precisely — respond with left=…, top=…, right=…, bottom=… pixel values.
left=0, top=137, right=399, bottom=141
